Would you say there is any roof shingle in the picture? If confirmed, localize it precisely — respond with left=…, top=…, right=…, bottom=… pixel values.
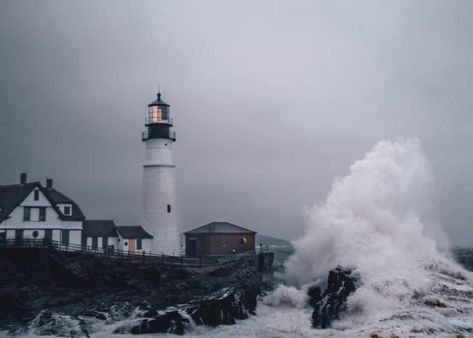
left=184, top=222, right=256, bottom=235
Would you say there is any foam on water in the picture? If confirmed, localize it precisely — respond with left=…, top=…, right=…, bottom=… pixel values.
left=281, top=138, right=473, bottom=335
left=3, top=139, right=473, bottom=337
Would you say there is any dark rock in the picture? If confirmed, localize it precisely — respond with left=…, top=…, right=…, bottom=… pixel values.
left=188, top=287, right=249, bottom=327
left=0, top=248, right=274, bottom=333
left=309, top=266, right=358, bottom=328
left=129, top=310, right=190, bottom=335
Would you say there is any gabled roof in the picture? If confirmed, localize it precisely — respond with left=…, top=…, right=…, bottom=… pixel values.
left=0, top=181, right=85, bottom=223
left=83, top=220, right=118, bottom=237
left=0, top=182, right=38, bottom=223
left=184, top=222, right=257, bottom=235
left=116, top=226, right=153, bottom=239
left=45, top=188, right=85, bottom=221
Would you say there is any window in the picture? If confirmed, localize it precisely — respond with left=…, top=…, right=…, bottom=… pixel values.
left=32, top=230, right=39, bottom=238
left=92, top=237, right=98, bottom=250
left=34, top=189, right=39, bottom=201
left=39, top=207, right=46, bottom=221
left=239, top=237, right=248, bottom=244
left=137, top=238, right=142, bottom=250
left=124, top=241, right=128, bottom=246
left=23, top=207, right=31, bottom=221
left=167, top=204, right=171, bottom=213
left=220, top=238, right=228, bottom=248
left=62, top=230, right=69, bottom=245
left=15, top=229, right=24, bottom=240
left=63, top=205, right=71, bottom=216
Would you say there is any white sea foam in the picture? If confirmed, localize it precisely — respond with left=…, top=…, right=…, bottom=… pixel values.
left=281, top=138, right=473, bottom=335
left=3, top=139, right=473, bottom=337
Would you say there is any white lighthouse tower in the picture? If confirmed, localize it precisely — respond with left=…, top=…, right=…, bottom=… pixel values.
left=141, top=92, right=180, bottom=255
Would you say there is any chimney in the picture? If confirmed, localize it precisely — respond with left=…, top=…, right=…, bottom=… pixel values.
left=20, top=173, right=27, bottom=185
left=46, top=178, right=53, bottom=189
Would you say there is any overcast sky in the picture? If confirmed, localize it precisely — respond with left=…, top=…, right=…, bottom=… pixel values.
left=1, top=1, right=473, bottom=245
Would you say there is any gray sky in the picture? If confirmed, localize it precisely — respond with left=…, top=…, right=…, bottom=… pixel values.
left=1, top=1, right=473, bottom=245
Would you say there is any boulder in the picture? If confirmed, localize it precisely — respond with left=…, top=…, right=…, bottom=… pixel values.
left=128, top=310, right=191, bottom=335
left=188, top=287, right=249, bottom=326
left=309, top=266, right=358, bottom=328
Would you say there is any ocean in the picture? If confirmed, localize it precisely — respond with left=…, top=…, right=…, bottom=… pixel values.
left=4, top=139, right=473, bottom=337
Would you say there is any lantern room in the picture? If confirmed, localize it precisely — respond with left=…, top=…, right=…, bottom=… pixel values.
left=142, top=92, right=176, bottom=142
left=146, top=93, right=172, bottom=125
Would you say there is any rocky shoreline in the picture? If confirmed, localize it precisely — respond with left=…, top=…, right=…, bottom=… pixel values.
left=0, top=248, right=273, bottom=336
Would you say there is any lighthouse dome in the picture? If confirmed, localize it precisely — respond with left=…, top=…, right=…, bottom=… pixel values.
left=148, top=92, right=170, bottom=107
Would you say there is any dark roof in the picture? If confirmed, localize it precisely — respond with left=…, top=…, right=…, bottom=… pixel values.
left=184, top=222, right=257, bottom=235
left=83, top=220, right=118, bottom=237
left=116, top=226, right=153, bottom=239
left=0, top=182, right=38, bottom=223
left=0, top=181, right=85, bottom=223
left=45, top=188, right=85, bottom=221
left=148, top=92, right=170, bottom=107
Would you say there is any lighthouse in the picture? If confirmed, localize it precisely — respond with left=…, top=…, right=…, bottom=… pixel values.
left=141, top=92, right=180, bottom=255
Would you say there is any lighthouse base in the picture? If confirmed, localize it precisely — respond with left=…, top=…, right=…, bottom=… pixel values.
left=141, top=165, right=180, bottom=256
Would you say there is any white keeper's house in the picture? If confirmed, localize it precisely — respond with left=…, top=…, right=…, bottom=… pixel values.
left=0, top=173, right=152, bottom=253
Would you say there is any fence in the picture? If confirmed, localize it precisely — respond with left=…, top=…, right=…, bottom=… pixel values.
left=0, top=239, right=254, bottom=267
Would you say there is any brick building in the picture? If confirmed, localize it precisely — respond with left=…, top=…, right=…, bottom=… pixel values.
left=184, top=221, right=256, bottom=257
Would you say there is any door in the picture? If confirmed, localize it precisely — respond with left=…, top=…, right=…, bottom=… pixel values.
left=128, top=239, right=136, bottom=253
left=44, top=229, right=52, bottom=246
left=15, top=229, right=23, bottom=239
left=188, top=239, right=198, bottom=257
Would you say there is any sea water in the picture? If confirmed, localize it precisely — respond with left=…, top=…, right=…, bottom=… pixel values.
left=3, top=139, right=473, bottom=337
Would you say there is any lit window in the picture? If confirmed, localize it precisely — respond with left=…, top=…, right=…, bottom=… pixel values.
left=239, top=237, right=247, bottom=244
left=149, top=106, right=163, bottom=123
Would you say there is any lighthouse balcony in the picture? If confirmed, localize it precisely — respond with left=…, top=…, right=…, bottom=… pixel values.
left=145, top=117, right=173, bottom=126
left=142, top=130, right=176, bottom=141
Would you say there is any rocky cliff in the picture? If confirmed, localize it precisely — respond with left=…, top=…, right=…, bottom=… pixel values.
left=0, top=248, right=273, bottom=335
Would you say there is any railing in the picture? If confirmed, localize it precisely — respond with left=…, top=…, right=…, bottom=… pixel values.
left=145, top=117, right=173, bottom=125
left=0, top=239, right=251, bottom=267
left=142, top=130, right=176, bottom=141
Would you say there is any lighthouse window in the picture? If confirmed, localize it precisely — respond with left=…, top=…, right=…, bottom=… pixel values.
left=149, top=106, right=163, bottom=123
left=167, top=204, right=171, bottom=213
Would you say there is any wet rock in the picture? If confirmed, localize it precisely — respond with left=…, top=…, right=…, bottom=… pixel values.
left=128, top=310, right=191, bottom=335
left=309, top=266, right=358, bottom=328
left=188, top=287, right=249, bottom=326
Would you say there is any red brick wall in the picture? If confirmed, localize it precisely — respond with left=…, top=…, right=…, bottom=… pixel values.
left=185, top=233, right=255, bottom=257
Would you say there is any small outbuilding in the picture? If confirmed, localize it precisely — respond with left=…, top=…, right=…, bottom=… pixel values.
left=184, top=221, right=256, bottom=257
